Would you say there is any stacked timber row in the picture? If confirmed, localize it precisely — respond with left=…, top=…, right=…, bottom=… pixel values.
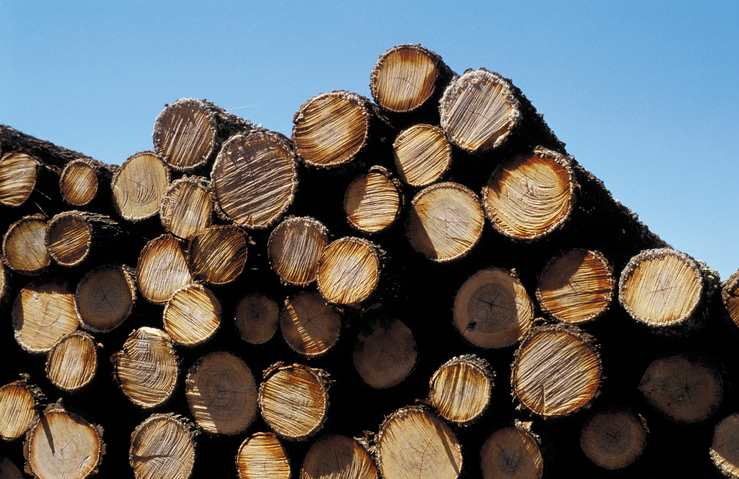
left=1, top=44, right=738, bottom=479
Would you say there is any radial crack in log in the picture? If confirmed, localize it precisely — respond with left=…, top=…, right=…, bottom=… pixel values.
left=129, top=413, right=196, bottom=479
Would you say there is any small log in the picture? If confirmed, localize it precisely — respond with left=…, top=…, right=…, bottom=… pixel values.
left=375, top=406, right=463, bottom=479
left=722, top=270, right=739, bottom=330
left=153, top=98, right=254, bottom=172
left=353, top=315, right=418, bottom=389
left=280, top=291, right=341, bottom=358
left=111, top=327, right=179, bottom=408
left=59, top=157, right=117, bottom=208
left=111, top=151, right=171, bottom=223
left=23, top=402, right=104, bottom=479
left=536, top=249, right=615, bottom=324
left=129, top=413, right=195, bottom=479
left=317, top=236, right=381, bottom=306
left=45, top=330, right=98, bottom=392
left=392, top=124, right=452, bottom=187
left=12, top=280, right=79, bottom=354
left=136, top=234, right=193, bottom=305
left=370, top=44, right=454, bottom=121
left=185, top=351, right=258, bottom=435
left=579, top=406, right=648, bottom=470
left=619, top=248, right=718, bottom=332
left=405, top=182, right=484, bottom=262
left=511, top=324, right=602, bottom=418
left=481, top=147, right=576, bottom=241
left=2, top=214, right=50, bottom=276
left=267, top=216, right=329, bottom=287
left=0, top=150, right=45, bottom=208
left=453, top=267, right=535, bottom=349
left=159, top=175, right=213, bottom=241
left=234, top=292, right=280, bottom=345
left=344, top=166, right=404, bottom=234
left=75, top=263, right=137, bottom=333
left=301, top=434, right=378, bottom=479
left=258, top=363, right=330, bottom=441
left=235, top=432, right=291, bottom=479
left=428, top=354, right=494, bottom=425
left=211, top=130, right=297, bottom=229
left=45, top=210, right=121, bottom=267
left=188, top=224, right=248, bottom=285
left=711, top=412, right=739, bottom=479
left=638, top=353, right=723, bottom=424
left=479, top=423, right=543, bottom=479
left=162, top=283, right=221, bottom=346
left=0, top=124, right=97, bottom=172
left=0, top=378, right=40, bottom=441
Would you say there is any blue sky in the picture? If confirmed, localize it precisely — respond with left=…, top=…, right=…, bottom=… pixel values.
left=2, top=1, right=738, bottom=278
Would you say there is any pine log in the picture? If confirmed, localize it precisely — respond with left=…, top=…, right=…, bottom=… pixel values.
left=162, top=283, right=221, bottom=346
left=317, top=236, right=382, bottom=305
left=428, top=354, right=494, bottom=426
left=579, top=406, right=647, bottom=470
left=59, top=157, right=117, bottom=208
left=45, top=210, right=121, bottom=267
left=352, top=315, right=418, bottom=389
left=2, top=214, right=50, bottom=276
left=185, top=351, right=258, bottom=435
left=375, top=406, right=463, bottom=479
left=280, top=291, right=341, bottom=358
left=301, top=434, right=378, bottom=479
left=479, top=423, right=543, bottom=479
left=136, top=233, right=193, bottom=304
left=0, top=378, right=40, bottom=441
left=111, top=151, right=171, bottom=222
left=235, top=432, right=291, bottom=479
left=267, top=216, right=329, bottom=287
left=0, top=150, right=45, bottom=208
left=481, top=147, right=576, bottom=241
left=75, top=263, right=137, bottom=333
left=23, top=402, right=104, bottom=479
left=159, top=175, right=213, bottom=241
left=233, top=292, right=280, bottom=345
left=211, top=130, right=297, bottom=229
left=129, top=413, right=195, bottom=479
left=344, top=166, right=404, bottom=234
left=370, top=44, right=454, bottom=123
left=453, top=266, right=535, bottom=349
left=405, top=181, right=484, bottom=262
left=12, top=280, right=79, bottom=354
left=258, top=363, right=330, bottom=441
left=711, top=412, right=739, bottom=479
left=511, top=324, right=602, bottom=418
left=153, top=98, right=254, bottom=172
left=536, top=249, right=614, bottom=324
left=111, top=327, right=179, bottom=408
left=188, top=224, right=248, bottom=285
left=619, top=247, right=719, bottom=332
left=638, top=353, right=723, bottom=424
left=45, top=330, right=98, bottom=392
left=392, top=124, right=452, bottom=187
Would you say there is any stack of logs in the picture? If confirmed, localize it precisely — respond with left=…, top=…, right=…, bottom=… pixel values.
left=2, top=44, right=739, bottom=479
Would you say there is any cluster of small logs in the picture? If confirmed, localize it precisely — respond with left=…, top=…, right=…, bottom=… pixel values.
left=2, top=44, right=739, bottom=479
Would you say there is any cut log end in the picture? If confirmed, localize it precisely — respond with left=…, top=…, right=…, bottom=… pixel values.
left=45, top=331, right=98, bottom=392
left=75, top=263, right=137, bottom=333
left=353, top=315, right=418, bottom=389
left=3, top=214, right=51, bottom=275
left=59, top=158, right=101, bottom=207
left=268, top=216, right=329, bottom=287
left=280, top=292, right=341, bottom=358
left=0, top=379, right=39, bottom=441
left=711, top=413, right=739, bottom=479
left=136, top=234, right=193, bottom=305
left=45, top=211, right=93, bottom=267
left=236, top=432, right=291, bottom=479
left=0, top=150, right=39, bottom=207
left=392, top=124, right=452, bottom=187
left=344, top=166, right=403, bottom=234
left=152, top=98, right=219, bottom=171
left=163, top=283, right=221, bottom=346
left=111, top=151, right=170, bottom=222
left=301, top=434, right=378, bottom=479
left=580, top=407, right=647, bottom=470
left=429, top=355, right=494, bottom=425
left=317, top=237, right=381, bottom=305
left=160, top=175, right=213, bottom=241
left=480, top=424, right=543, bottom=479
left=12, top=280, right=79, bottom=354
left=234, top=292, right=280, bottom=345
left=129, top=414, right=195, bottom=479
left=188, top=224, right=248, bottom=285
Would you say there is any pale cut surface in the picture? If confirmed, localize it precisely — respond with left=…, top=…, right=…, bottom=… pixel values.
left=453, top=267, right=534, bottom=348
left=317, top=237, right=381, bottom=305
left=406, top=182, right=484, bottom=262
left=344, top=166, right=402, bottom=233
left=236, top=433, right=291, bottom=479
left=153, top=98, right=217, bottom=171
left=12, top=281, right=78, bottom=353
left=60, top=159, right=99, bottom=206
left=711, top=413, right=739, bottom=478
left=537, top=249, right=614, bottom=324
left=163, top=283, right=221, bottom=346
left=112, top=151, right=170, bottom=221
left=234, top=292, right=280, bottom=345
left=45, top=331, right=97, bottom=391
left=392, top=124, right=451, bottom=187
left=129, top=414, right=195, bottom=479
left=302, top=434, right=378, bottom=479
left=160, top=176, right=213, bottom=240
left=480, top=425, right=543, bottom=479
left=353, top=316, right=418, bottom=389
left=3, top=215, right=50, bottom=274
left=75, top=264, right=136, bottom=332
left=0, top=381, right=37, bottom=440
left=186, top=351, right=257, bottom=435
left=376, top=407, right=462, bottom=479
left=429, top=355, right=493, bottom=425
left=137, top=234, right=193, bottom=304
left=371, top=44, right=439, bottom=112
left=46, top=212, right=91, bottom=266
left=280, top=292, right=341, bottom=357
left=512, top=326, right=602, bottom=417
left=189, top=225, right=248, bottom=285
left=482, top=150, right=574, bottom=240
left=580, top=408, right=647, bottom=470
left=0, top=150, right=37, bottom=207
left=268, top=216, right=329, bottom=286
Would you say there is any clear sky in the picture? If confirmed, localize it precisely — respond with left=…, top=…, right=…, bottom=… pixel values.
left=2, top=1, right=738, bottom=279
